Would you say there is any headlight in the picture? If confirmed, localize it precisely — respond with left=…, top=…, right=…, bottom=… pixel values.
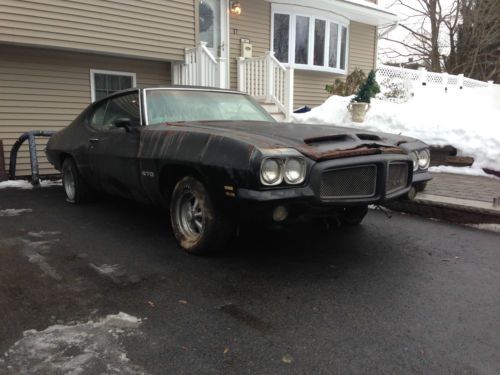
left=260, top=158, right=283, bottom=185
left=284, top=157, right=306, bottom=184
left=410, top=151, right=419, bottom=172
left=418, top=149, right=431, bottom=169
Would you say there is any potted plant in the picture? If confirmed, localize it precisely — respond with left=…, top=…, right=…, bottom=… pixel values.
left=348, top=70, right=380, bottom=123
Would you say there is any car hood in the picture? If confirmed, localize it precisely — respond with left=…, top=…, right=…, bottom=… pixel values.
left=148, top=120, right=417, bottom=161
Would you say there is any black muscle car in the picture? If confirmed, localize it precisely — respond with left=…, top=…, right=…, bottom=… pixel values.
left=46, top=87, right=431, bottom=254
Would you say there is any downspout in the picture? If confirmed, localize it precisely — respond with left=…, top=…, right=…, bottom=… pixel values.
left=378, top=21, right=398, bottom=38
left=376, top=21, right=398, bottom=68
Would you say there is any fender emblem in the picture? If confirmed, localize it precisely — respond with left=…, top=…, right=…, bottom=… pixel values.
left=141, top=171, right=155, bottom=178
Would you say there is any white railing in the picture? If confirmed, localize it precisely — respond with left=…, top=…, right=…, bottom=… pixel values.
left=238, top=51, right=294, bottom=120
left=172, top=42, right=227, bottom=88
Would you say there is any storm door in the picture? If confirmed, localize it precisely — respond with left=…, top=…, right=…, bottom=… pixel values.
left=199, top=0, right=228, bottom=60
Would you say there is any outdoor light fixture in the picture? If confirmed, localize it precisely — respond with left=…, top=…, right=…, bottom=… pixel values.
left=230, top=1, right=242, bottom=15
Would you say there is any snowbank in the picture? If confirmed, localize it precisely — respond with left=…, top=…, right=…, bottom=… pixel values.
left=0, top=179, right=61, bottom=189
left=292, top=90, right=500, bottom=172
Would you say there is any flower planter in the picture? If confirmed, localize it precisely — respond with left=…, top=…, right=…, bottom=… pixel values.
left=347, top=102, right=370, bottom=123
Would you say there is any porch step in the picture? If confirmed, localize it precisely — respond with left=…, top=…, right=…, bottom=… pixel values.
left=270, top=113, right=286, bottom=122
left=257, top=101, right=287, bottom=122
left=258, top=102, right=279, bottom=113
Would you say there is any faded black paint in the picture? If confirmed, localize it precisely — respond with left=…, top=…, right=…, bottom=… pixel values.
left=46, top=88, right=431, bottom=212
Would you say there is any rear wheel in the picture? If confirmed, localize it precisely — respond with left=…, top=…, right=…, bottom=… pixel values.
left=339, top=205, right=368, bottom=226
left=61, top=158, right=93, bottom=204
left=170, top=176, right=235, bottom=255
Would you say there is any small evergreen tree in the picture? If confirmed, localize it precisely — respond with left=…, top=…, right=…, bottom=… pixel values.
left=353, top=70, right=380, bottom=103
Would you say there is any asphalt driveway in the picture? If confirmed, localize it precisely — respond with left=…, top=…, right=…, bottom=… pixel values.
left=1, top=185, right=499, bottom=374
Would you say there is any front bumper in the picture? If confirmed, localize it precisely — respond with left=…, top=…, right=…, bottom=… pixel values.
left=237, top=154, right=413, bottom=207
left=412, top=170, right=432, bottom=184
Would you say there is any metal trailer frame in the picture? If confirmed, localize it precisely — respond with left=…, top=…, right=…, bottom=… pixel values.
left=9, top=131, right=56, bottom=186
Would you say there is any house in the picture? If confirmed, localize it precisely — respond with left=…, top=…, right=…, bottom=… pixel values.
left=0, top=0, right=397, bottom=176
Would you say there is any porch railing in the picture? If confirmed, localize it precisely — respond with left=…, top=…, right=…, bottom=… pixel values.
left=238, top=52, right=294, bottom=120
left=172, top=42, right=227, bottom=88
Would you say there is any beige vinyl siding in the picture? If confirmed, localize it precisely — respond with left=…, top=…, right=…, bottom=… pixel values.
left=0, top=0, right=195, bottom=61
left=293, top=71, right=340, bottom=109
left=229, top=0, right=271, bottom=90
left=348, top=22, right=377, bottom=73
left=0, top=45, right=171, bottom=177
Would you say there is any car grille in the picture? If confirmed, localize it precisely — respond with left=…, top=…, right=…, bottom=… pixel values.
left=320, top=165, right=377, bottom=199
left=387, top=162, right=409, bottom=194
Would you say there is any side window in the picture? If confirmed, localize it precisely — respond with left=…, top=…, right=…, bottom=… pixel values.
left=90, top=101, right=109, bottom=130
left=103, top=93, right=140, bottom=127
left=89, top=93, right=140, bottom=131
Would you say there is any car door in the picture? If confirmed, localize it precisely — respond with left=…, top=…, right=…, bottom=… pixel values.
left=87, top=92, right=145, bottom=200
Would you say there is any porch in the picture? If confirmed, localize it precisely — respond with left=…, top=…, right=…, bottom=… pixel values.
left=171, top=0, right=399, bottom=121
left=172, top=42, right=293, bottom=121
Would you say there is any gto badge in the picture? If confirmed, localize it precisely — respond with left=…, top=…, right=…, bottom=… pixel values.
left=141, top=171, right=155, bottom=178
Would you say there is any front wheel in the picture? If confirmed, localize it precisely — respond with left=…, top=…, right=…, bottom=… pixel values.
left=61, top=158, right=93, bottom=204
left=170, top=176, right=235, bottom=255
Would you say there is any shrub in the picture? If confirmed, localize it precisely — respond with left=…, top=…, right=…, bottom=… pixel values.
left=325, top=68, right=366, bottom=96
left=353, top=70, right=380, bottom=103
left=379, top=77, right=411, bottom=102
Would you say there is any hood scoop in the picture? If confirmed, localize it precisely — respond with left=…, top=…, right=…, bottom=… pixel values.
left=356, top=133, right=382, bottom=141
left=304, top=134, right=353, bottom=145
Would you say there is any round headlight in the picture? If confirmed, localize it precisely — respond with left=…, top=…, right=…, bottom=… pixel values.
left=410, top=151, right=419, bottom=172
left=261, top=158, right=283, bottom=185
left=418, top=149, right=431, bottom=170
left=284, top=157, right=306, bottom=184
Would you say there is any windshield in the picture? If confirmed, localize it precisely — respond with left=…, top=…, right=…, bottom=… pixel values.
left=145, top=89, right=275, bottom=124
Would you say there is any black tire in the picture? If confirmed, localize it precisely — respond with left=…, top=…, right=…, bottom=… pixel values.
left=61, top=158, right=94, bottom=204
left=170, top=176, right=235, bottom=255
left=339, top=205, right=368, bottom=226
left=414, top=181, right=428, bottom=192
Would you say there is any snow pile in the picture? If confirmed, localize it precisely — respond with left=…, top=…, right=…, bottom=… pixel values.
left=0, top=179, right=62, bottom=189
left=0, top=312, right=145, bottom=374
left=292, top=90, right=500, bottom=172
left=0, top=208, right=32, bottom=217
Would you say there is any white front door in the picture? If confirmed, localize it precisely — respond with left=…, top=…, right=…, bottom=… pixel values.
left=199, top=0, right=228, bottom=59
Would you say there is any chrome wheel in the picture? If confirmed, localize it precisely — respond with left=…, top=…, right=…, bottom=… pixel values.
left=175, top=191, right=204, bottom=240
left=63, top=163, right=76, bottom=201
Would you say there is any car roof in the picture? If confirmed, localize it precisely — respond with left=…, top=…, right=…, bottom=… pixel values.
left=92, top=86, right=245, bottom=106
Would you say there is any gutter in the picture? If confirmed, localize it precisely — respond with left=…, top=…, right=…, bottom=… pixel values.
left=378, top=21, right=399, bottom=38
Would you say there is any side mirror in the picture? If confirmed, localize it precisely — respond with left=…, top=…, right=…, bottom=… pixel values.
left=114, top=118, right=133, bottom=132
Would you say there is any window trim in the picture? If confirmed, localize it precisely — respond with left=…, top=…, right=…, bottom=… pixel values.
left=89, top=69, right=137, bottom=102
left=271, top=4, right=350, bottom=74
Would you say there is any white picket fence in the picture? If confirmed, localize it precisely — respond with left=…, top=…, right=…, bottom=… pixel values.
left=377, top=65, right=493, bottom=89
left=376, top=64, right=495, bottom=103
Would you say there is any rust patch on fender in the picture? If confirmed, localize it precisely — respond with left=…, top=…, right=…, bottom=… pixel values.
left=297, top=145, right=407, bottom=161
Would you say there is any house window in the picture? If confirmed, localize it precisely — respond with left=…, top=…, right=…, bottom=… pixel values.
left=90, top=69, right=137, bottom=102
left=273, top=13, right=289, bottom=62
left=271, top=6, right=349, bottom=74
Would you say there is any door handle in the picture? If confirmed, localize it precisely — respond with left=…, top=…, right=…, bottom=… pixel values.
left=89, top=138, right=100, bottom=144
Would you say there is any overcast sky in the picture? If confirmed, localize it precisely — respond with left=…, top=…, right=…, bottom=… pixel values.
left=377, top=0, right=455, bottom=64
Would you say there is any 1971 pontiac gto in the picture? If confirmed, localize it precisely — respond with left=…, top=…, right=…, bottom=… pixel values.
left=46, top=87, right=431, bottom=254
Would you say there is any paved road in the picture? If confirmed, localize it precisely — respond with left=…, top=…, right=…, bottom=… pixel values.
left=1, top=186, right=499, bottom=374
